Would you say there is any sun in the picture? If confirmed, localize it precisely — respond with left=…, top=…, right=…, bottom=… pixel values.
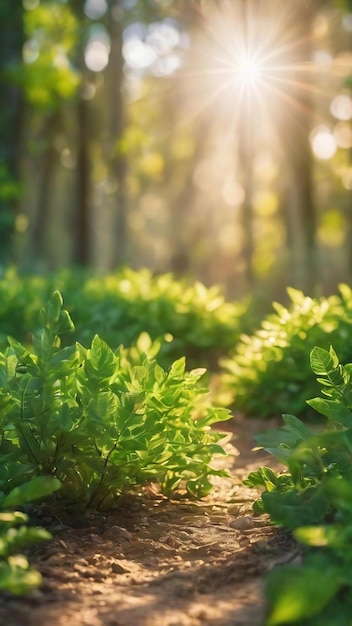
left=235, top=54, right=263, bottom=88
left=178, top=0, right=324, bottom=130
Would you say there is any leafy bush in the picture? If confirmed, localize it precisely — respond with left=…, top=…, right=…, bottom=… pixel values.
left=221, top=285, right=352, bottom=418
left=1, top=291, right=231, bottom=510
left=0, top=267, right=249, bottom=369
left=68, top=268, right=249, bottom=368
left=0, top=290, right=232, bottom=593
left=245, top=345, right=352, bottom=625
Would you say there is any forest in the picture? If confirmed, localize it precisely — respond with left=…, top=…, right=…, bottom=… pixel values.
left=1, top=1, right=352, bottom=626
left=1, top=0, right=351, bottom=299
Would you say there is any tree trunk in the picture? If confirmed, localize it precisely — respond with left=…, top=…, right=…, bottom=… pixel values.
left=70, top=0, right=91, bottom=266
left=31, top=114, right=60, bottom=263
left=0, top=2, right=24, bottom=263
left=107, top=1, right=128, bottom=268
left=278, top=2, right=317, bottom=293
left=74, top=93, right=91, bottom=266
left=238, top=100, right=255, bottom=289
left=237, top=0, right=259, bottom=289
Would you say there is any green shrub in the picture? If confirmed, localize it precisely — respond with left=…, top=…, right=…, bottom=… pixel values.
left=68, top=268, right=249, bottom=368
left=245, top=345, right=352, bottom=625
left=0, top=291, right=231, bottom=510
left=221, top=285, right=352, bottom=418
left=0, top=290, right=232, bottom=594
left=0, top=267, right=249, bottom=369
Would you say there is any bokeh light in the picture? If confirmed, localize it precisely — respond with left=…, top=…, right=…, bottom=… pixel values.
left=123, top=38, right=157, bottom=70
left=310, top=126, right=337, bottom=159
left=330, top=94, right=352, bottom=120
left=122, top=20, right=183, bottom=76
left=84, top=0, right=108, bottom=20
left=85, top=35, right=110, bottom=72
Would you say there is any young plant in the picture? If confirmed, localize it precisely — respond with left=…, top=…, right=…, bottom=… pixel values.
left=221, top=285, right=352, bottom=419
left=245, top=345, right=352, bottom=625
left=0, top=291, right=232, bottom=594
left=0, top=291, right=232, bottom=511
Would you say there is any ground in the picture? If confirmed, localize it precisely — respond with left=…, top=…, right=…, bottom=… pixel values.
left=0, top=417, right=299, bottom=626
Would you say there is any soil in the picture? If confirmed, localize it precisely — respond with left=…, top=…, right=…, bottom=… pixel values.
left=0, top=416, right=299, bottom=626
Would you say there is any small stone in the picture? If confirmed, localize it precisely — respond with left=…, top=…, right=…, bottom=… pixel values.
left=111, top=560, right=130, bottom=574
left=229, top=516, right=255, bottom=530
left=109, top=525, right=132, bottom=541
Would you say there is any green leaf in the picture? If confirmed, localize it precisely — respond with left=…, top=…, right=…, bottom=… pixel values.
left=244, top=466, right=280, bottom=490
left=2, top=477, right=61, bottom=508
left=310, top=347, right=336, bottom=375
left=0, top=525, right=52, bottom=557
left=39, top=290, right=63, bottom=326
left=261, top=488, right=329, bottom=528
left=294, top=524, right=344, bottom=548
left=0, top=560, right=42, bottom=595
left=282, top=414, right=313, bottom=439
left=33, top=327, right=53, bottom=360
left=186, top=473, right=213, bottom=497
left=266, top=562, right=340, bottom=625
left=254, top=417, right=313, bottom=464
left=86, top=335, right=117, bottom=379
left=168, top=357, right=186, bottom=377
left=57, top=309, right=75, bottom=334
left=323, top=476, right=352, bottom=513
left=0, top=511, right=27, bottom=525
left=286, top=287, right=305, bottom=306
left=307, top=397, right=352, bottom=425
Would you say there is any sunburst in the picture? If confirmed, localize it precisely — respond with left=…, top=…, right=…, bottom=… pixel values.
left=178, top=0, right=340, bottom=135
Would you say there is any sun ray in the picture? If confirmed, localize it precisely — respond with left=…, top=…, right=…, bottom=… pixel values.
left=166, top=0, right=351, bottom=186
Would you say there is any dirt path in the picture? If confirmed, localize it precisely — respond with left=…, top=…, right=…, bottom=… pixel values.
left=0, top=417, right=297, bottom=626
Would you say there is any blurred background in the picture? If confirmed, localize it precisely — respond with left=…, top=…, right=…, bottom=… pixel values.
left=1, top=0, right=352, bottom=301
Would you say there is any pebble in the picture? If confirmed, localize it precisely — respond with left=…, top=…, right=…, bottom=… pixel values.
left=110, top=561, right=130, bottom=574
left=109, top=525, right=132, bottom=540
left=229, top=516, right=255, bottom=530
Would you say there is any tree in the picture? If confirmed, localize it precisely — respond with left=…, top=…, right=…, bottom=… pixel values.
left=0, top=2, right=25, bottom=263
left=22, top=1, right=80, bottom=266
left=70, top=0, right=91, bottom=266
left=278, top=1, right=318, bottom=293
left=107, top=0, right=128, bottom=267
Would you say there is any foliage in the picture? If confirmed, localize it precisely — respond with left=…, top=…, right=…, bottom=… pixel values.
left=0, top=267, right=249, bottom=369
left=0, top=477, right=60, bottom=595
left=221, top=285, right=352, bottom=418
left=245, top=345, right=352, bottom=625
left=0, top=289, right=231, bottom=593
left=0, top=290, right=231, bottom=511
left=22, top=3, right=80, bottom=110
left=2, top=0, right=351, bottom=294
left=67, top=268, right=250, bottom=368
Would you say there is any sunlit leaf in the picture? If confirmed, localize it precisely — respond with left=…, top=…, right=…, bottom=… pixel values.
left=266, top=564, right=340, bottom=625
left=310, top=347, right=336, bottom=375
left=2, top=477, right=61, bottom=508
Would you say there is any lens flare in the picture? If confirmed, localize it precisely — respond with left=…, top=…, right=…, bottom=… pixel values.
left=236, top=55, right=263, bottom=87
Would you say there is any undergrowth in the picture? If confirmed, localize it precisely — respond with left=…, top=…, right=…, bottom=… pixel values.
left=0, top=291, right=231, bottom=594
left=4, top=275, right=352, bottom=611
left=246, top=345, right=352, bottom=625
left=0, top=267, right=251, bottom=369
left=221, top=285, right=352, bottom=418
